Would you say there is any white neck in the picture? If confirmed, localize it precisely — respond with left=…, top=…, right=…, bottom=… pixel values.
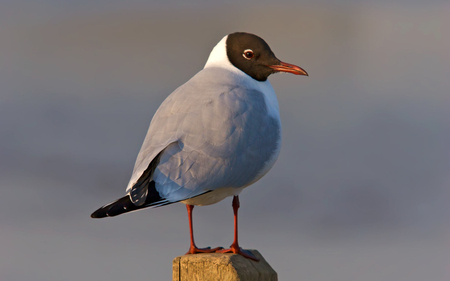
left=204, top=34, right=281, bottom=120
left=204, top=35, right=240, bottom=74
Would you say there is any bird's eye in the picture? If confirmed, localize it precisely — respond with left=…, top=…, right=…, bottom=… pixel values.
left=243, top=49, right=254, bottom=60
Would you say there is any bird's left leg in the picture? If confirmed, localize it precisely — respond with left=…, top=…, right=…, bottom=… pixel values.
left=216, top=196, right=259, bottom=261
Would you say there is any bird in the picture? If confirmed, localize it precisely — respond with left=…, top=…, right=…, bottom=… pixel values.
left=91, top=32, right=308, bottom=261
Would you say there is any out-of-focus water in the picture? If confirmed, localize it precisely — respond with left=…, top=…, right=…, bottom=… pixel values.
left=1, top=2, right=449, bottom=280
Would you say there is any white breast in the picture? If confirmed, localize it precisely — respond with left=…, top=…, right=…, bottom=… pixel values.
left=204, top=35, right=281, bottom=122
left=204, top=35, right=282, bottom=187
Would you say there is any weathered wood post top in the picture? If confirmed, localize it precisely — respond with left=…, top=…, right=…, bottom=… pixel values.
left=173, top=250, right=277, bottom=281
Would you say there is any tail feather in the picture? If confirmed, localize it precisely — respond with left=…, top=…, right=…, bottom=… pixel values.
left=91, top=182, right=213, bottom=219
left=91, top=181, right=172, bottom=218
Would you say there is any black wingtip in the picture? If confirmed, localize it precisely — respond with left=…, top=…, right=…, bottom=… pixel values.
left=90, top=196, right=128, bottom=219
left=90, top=196, right=130, bottom=219
left=90, top=208, right=108, bottom=218
left=90, top=181, right=180, bottom=219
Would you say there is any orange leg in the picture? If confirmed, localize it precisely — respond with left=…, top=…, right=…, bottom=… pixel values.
left=185, top=204, right=222, bottom=255
left=216, top=196, right=259, bottom=261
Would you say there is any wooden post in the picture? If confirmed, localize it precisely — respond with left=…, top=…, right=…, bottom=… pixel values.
left=173, top=249, right=277, bottom=281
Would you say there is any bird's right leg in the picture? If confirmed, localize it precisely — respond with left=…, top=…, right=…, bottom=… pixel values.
left=185, top=204, right=222, bottom=255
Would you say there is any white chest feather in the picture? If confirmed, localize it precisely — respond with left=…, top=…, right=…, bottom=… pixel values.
left=204, top=35, right=281, bottom=122
left=202, top=35, right=283, bottom=190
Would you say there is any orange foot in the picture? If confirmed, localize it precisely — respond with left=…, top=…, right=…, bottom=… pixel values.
left=216, top=244, right=259, bottom=261
left=186, top=246, right=223, bottom=255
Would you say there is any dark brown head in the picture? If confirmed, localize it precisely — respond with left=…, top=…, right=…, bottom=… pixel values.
left=226, top=32, right=308, bottom=81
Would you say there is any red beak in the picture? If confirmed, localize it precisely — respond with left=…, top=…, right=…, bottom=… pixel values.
left=268, top=61, right=308, bottom=76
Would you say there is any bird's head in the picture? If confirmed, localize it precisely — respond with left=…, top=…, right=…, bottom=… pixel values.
left=224, top=32, right=308, bottom=81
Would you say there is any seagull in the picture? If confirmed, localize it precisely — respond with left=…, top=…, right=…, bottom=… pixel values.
left=91, top=32, right=308, bottom=261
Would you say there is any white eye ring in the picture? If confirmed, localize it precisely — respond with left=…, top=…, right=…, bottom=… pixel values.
left=243, top=49, right=254, bottom=60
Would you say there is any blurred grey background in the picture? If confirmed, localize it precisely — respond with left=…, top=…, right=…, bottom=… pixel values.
left=1, top=0, right=449, bottom=280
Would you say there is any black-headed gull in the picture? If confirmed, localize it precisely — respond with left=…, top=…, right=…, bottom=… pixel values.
left=91, top=32, right=308, bottom=261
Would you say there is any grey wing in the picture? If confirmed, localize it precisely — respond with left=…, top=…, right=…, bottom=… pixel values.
left=126, top=69, right=281, bottom=204
left=125, top=77, right=209, bottom=204
left=151, top=87, right=280, bottom=202
left=125, top=82, right=195, bottom=204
